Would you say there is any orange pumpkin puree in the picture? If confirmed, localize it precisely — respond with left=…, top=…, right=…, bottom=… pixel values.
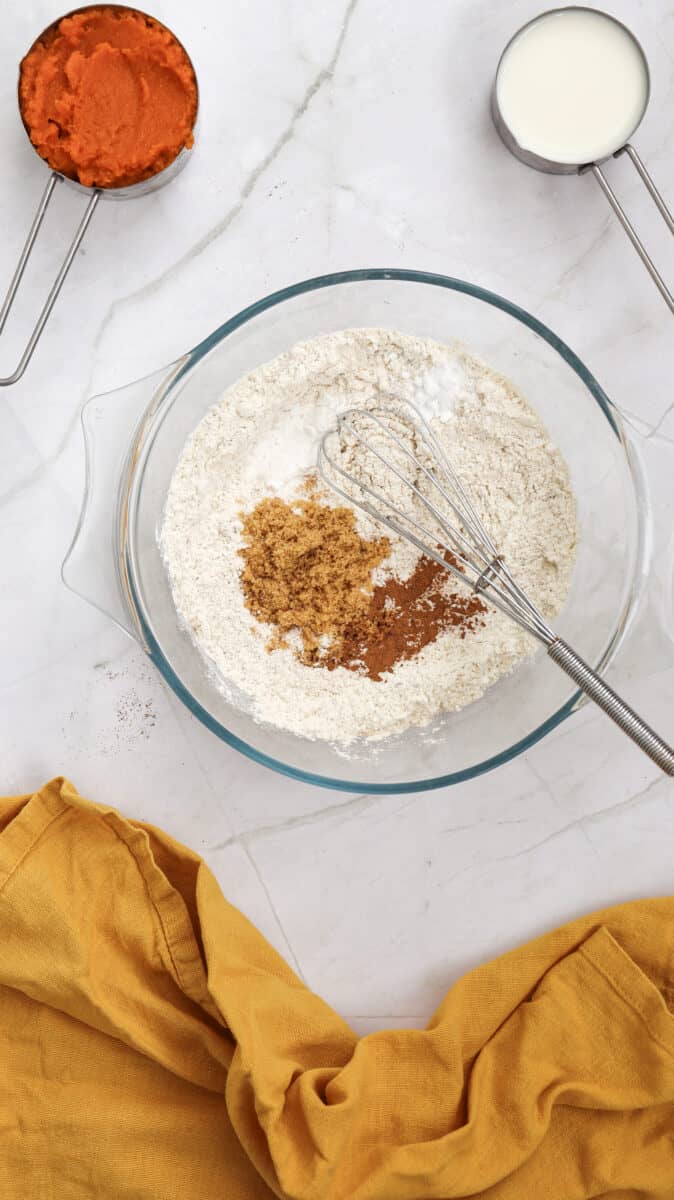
left=19, top=6, right=197, bottom=189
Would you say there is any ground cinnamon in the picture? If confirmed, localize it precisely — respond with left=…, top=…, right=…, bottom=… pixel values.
left=239, top=494, right=486, bottom=680
left=325, top=555, right=486, bottom=680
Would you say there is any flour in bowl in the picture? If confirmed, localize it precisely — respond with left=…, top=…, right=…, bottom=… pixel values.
left=160, top=329, right=577, bottom=742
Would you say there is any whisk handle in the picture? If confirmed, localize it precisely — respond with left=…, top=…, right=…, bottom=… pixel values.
left=548, top=639, right=674, bottom=776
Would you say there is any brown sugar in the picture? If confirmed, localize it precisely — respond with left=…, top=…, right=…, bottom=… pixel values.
left=239, top=496, right=390, bottom=662
left=239, top=494, right=486, bottom=680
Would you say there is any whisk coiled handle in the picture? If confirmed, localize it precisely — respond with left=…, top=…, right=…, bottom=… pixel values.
left=548, top=639, right=674, bottom=776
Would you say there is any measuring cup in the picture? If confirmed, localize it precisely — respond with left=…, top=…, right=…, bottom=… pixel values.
left=492, top=6, right=674, bottom=313
left=0, top=5, right=198, bottom=387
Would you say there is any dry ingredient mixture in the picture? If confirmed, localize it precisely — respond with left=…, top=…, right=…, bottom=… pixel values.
left=161, top=329, right=577, bottom=742
left=238, top=485, right=486, bottom=680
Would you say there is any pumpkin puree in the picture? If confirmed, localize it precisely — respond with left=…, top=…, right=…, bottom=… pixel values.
left=19, top=6, right=197, bottom=189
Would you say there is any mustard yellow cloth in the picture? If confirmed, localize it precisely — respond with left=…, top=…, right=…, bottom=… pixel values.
left=1, top=779, right=673, bottom=1198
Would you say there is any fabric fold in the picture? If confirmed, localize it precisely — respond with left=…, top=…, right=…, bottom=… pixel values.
left=0, top=778, right=673, bottom=1199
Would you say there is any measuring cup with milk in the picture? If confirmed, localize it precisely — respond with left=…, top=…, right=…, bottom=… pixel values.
left=492, top=6, right=674, bottom=313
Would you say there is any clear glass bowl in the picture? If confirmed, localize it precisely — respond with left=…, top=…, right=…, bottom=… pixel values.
left=63, top=269, right=647, bottom=792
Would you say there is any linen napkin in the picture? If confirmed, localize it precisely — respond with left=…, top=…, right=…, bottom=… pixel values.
left=1, top=778, right=673, bottom=1198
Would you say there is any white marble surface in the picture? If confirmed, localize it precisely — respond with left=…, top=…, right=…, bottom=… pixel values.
left=1, top=0, right=673, bottom=1033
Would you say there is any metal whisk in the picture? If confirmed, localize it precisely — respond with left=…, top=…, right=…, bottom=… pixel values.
left=318, top=398, right=674, bottom=776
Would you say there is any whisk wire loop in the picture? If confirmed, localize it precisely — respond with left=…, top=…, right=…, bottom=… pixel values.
left=319, top=400, right=554, bottom=642
left=317, top=396, right=674, bottom=774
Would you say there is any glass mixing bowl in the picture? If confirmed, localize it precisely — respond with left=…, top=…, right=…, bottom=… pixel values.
left=63, top=269, right=647, bottom=792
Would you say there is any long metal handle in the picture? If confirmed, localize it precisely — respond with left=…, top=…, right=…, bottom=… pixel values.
left=548, top=638, right=674, bottom=776
left=618, top=145, right=674, bottom=233
left=0, top=172, right=100, bottom=386
left=588, top=145, right=674, bottom=314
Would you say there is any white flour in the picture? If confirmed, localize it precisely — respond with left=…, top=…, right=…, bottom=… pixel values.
left=160, top=329, right=577, bottom=743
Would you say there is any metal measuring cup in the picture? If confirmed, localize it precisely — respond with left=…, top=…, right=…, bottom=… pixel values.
left=0, top=5, right=198, bottom=387
left=492, top=6, right=674, bottom=313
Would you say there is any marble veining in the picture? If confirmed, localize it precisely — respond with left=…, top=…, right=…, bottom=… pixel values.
left=1, top=0, right=673, bottom=1034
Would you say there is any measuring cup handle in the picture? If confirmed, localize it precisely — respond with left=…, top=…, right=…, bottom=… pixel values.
left=617, top=145, right=674, bottom=233
left=586, top=146, right=674, bottom=314
left=0, top=172, right=100, bottom=386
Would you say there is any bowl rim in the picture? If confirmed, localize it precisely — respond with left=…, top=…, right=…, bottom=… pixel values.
left=125, top=267, right=637, bottom=794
